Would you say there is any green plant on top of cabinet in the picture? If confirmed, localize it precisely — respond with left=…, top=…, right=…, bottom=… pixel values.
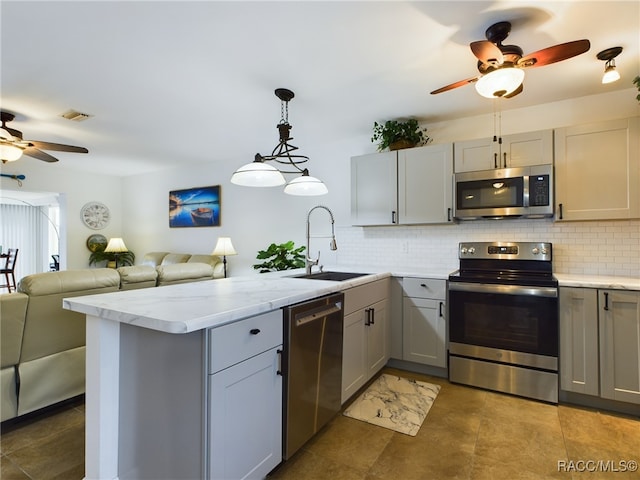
left=453, top=129, right=553, bottom=173
left=555, top=117, right=639, bottom=221
left=351, top=143, right=453, bottom=226
left=560, top=287, right=640, bottom=405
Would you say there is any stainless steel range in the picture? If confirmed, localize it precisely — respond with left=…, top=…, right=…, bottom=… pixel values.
left=448, top=241, right=559, bottom=403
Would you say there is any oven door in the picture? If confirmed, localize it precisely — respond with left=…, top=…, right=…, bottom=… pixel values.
left=448, top=282, right=558, bottom=359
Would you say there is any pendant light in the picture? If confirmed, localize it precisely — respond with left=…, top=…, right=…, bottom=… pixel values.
left=597, top=47, right=622, bottom=84
left=231, top=88, right=327, bottom=196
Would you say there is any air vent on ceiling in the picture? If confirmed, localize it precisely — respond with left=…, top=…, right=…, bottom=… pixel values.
left=60, top=109, right=92, bottom=122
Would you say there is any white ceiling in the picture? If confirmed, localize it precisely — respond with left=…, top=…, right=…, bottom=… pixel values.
left=1, top=0, right=638, bottom=176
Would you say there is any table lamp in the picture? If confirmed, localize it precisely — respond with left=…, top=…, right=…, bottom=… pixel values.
left=212, top=237, right=237, bottom=278
left=104, top=237, right=128, bottom=268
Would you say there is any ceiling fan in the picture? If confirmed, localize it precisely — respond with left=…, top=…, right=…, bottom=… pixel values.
left=0, top=111, right=89, bottom=163
left=430, top=21, right=590, bottom=99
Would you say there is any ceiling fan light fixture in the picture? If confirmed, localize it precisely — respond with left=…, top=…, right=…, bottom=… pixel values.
left=0, top=143, right=23, bottom=162
left=283, top=171, right=328, bottom=196
left=230, top=154, right=286, bottom=187
left=475, top=67, right=525, bottom=98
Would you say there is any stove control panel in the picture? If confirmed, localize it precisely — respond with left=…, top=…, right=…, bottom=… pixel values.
left=458, top=242, right=552, bottom=261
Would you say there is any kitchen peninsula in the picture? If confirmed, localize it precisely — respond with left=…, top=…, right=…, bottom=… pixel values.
left=63, top=271, right=390, bottom=480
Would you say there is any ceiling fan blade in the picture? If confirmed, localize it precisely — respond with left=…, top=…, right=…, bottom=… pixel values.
left=430, top=76, right=478, bottom=95
left=504, top=83, right=524, bottom=99
left=518, top=39, right=590, bottom=68
left=470, top=41, right=504, bottom=65
left=27, top=140, right=88, bottom=153
left=22, top=147, right=59, bottom=163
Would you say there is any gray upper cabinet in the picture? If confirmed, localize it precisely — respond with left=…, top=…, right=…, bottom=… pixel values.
left=351, top=143, right=454, bottom=226
left=453, top=129, right=553, bottom=172
left=555, top=117, right=640, bottom=221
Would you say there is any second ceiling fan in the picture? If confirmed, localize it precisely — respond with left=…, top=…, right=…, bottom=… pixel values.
left=430, top=21, right=590, bottom=99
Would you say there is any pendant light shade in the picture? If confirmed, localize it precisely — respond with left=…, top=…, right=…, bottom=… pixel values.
left=231, top=88, right=327, bottom=196
left=283, top=172, right=328, bottom=196
left=475, top=68, right=525, bottom=98
left=230, top=154, right=286, bottom=187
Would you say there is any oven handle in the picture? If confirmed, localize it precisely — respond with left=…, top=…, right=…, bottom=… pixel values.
left=448, top=282, right=558, bottom=298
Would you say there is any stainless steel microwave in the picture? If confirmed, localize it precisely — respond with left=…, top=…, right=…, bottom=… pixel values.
left=454, top=164, right=554, bottom=220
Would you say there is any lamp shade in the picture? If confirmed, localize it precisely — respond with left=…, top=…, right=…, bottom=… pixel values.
left=231, top=162, right=286, bottom=187
left=602, top=65, right=620, bottom=84
left=212, top=237, right=237, bottom=256
left=0, top=143, right=23, bottom=162
left=284, top=175, right=328, bottom=196
left=104, top=237, right=128, bottom=253
left=475, top=68, right=525, bottom=98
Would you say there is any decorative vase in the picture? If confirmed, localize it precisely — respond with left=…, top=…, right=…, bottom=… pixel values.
left=107, top=261, right=116, bottom=269
left=389, top=139, right=416, bottom=151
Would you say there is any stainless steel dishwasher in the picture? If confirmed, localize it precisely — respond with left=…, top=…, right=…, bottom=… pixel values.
left=282, top=292, right=344, bottom=460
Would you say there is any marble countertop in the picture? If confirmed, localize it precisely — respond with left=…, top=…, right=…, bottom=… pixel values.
left=63, top=270, right=391, bottom=334
left=554, top=273, right=640, bottom=290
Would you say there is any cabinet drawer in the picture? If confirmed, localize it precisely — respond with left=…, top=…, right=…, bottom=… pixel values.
left=344, top=278, right=389, bottom=315
left=209, top=309, right=283, bottom=374
left=402, top=277, right=446, bottom=299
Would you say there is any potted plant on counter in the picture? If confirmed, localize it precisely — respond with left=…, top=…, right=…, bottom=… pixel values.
left=253, top=241, right=306, bottom=273
left=371, top=118, right=431, bottom=152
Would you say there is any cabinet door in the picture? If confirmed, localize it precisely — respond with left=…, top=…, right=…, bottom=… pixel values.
left=351, top=151, right=398, bottom=226
left=342, top=309, right=367, bottom=403
left=209, top=346, right=283, bottom=480
left=398, top=143, right=453, bottom=224
left=454, top=137, right=495, bottom=172
left=402, top=297, right=446, bottom=368
left=555, top=117, right=640, bottom=221
left=502, top=130, right=553, bottom=168
left=366, top=298, right=389, bottom=377
left=559, top=288, right=599, bottom=396
left=599, top=290, right=640, bottom=405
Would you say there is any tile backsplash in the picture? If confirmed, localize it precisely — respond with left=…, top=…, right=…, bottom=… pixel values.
left=336, top=219, right=640, bottom=278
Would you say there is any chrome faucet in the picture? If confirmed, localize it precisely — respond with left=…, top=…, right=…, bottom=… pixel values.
left=306, top=205, right=337, bottom=274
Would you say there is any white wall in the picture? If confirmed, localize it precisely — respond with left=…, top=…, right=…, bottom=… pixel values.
left=121, top=88, right=640, bottom=278
left=0, top=161, right=122, bottom=270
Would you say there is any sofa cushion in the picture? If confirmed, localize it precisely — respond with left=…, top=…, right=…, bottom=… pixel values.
left=1, top=293, right=28, bottom=368
left=18, top=269, right=120, bottom=363
left=161, top=253, right=192, bottom=265
left=117, top=265, right=158, bottom=290
left=156, top=263, right=214, bottom=286
left=188, top=254, right=221, bottom=267
left=142, top=252, right=170, bottom=267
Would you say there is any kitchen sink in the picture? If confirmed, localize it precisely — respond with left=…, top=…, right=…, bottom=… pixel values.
left=291, top=271, right=370, bottom=281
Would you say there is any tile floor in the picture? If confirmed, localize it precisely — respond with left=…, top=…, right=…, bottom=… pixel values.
left=1, top=368, right=639, bottom=480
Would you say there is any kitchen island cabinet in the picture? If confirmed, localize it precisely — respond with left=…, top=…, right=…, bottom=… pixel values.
left=555, top=117, right=639, bottom=221
left=560, top=287, right=640, bottom=406
left=351, top=143, right=453, bottom=226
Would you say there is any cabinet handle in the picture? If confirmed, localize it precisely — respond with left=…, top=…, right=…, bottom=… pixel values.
left=250, top=328, right=261, bottom=335
left=391, top=211, right=397, bottom=224
left=494, top=152, right=498, bottom=169
left=370, top=308, right=375, bottom=325
left=447, top=207, right=452, bottom=222
left=603, top=292, right=609, bottom=311
left=558, top=203, right=563, bottom=220
left=276, top=349, right=283, bottom=376
left=364, top=308, right=371, bottom=326
left=439, top=301, right=444, bottom=317
left=503, top=152, right=507, bottom=168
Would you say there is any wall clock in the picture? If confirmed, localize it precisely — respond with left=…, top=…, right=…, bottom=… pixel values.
left=81, top=201, right=111, bottom=230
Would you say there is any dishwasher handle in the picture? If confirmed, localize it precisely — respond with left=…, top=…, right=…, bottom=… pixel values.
left=295, top=301, right=343, bottom=326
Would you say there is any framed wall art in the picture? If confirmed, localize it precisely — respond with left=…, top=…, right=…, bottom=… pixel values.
left=169, top=185, right=221, bottom=228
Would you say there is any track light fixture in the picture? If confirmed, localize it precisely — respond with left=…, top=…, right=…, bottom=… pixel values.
left=597, top=47, right=622, bottom=84
left=231, top=88, right=327, bottom=196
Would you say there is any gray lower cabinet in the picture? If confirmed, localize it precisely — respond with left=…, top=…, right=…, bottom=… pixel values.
left=208, top=310, right=283, bottom=480
left=341, top=278, right=390, bottom=404
left=560, top=287, right=640, bottom=405
left=401, top=278, right=447, bottom=368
